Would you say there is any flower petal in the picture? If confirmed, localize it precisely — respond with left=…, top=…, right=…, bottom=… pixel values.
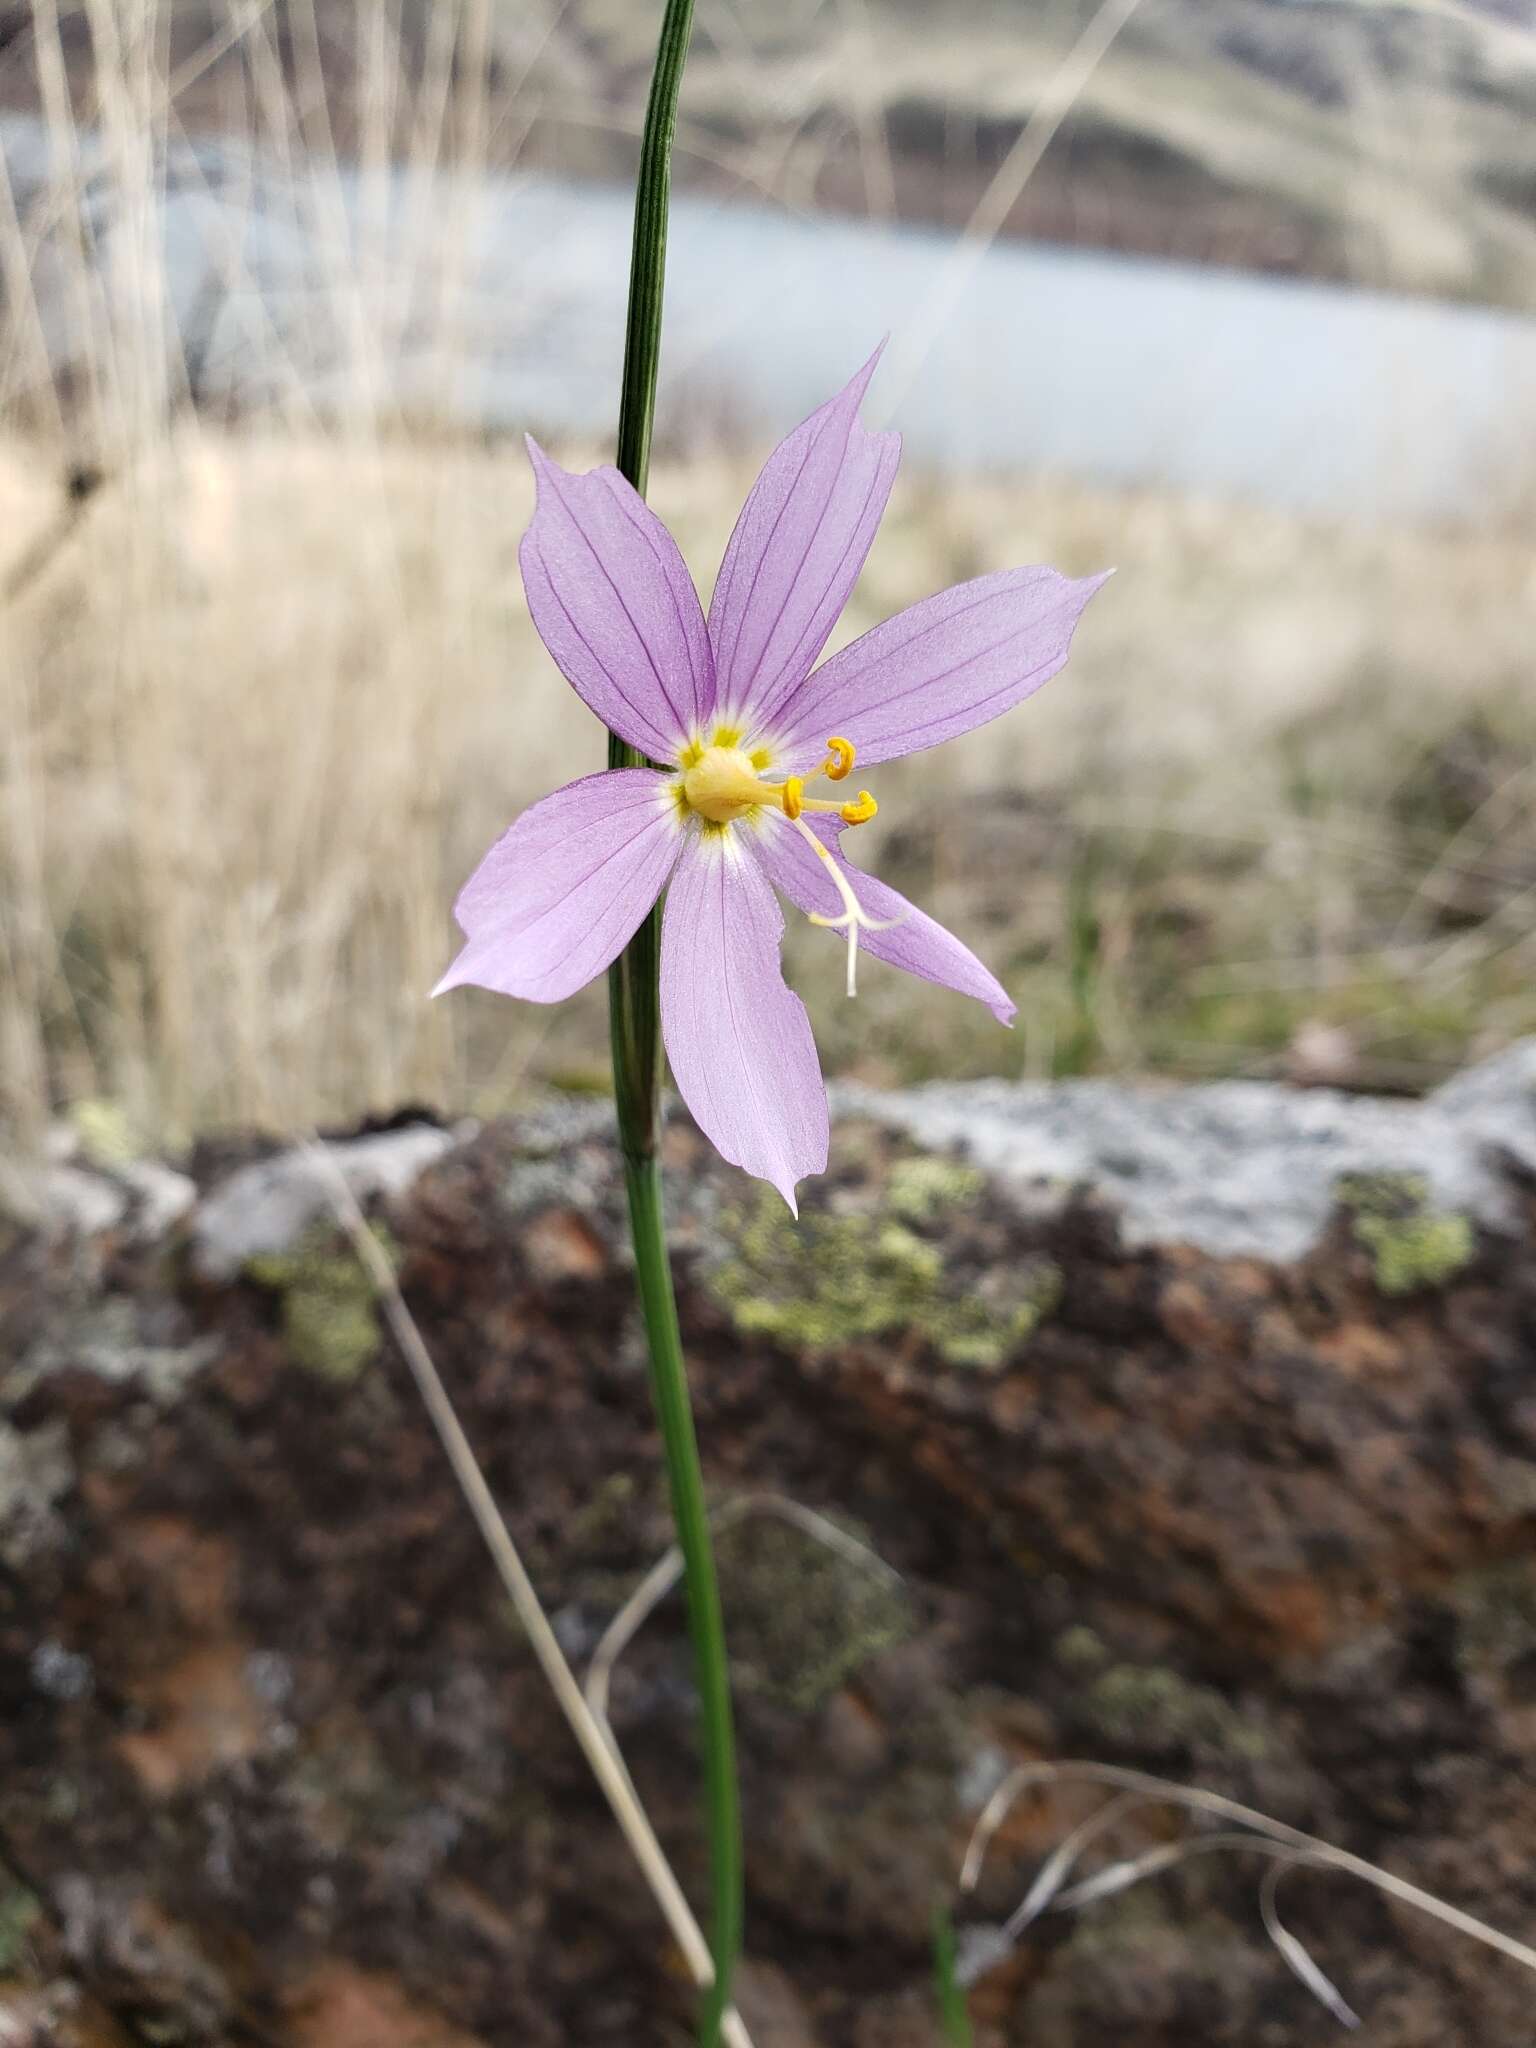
left=520, top=442, right=714, bottom=760
left=767, top=566, right=1111, bottom=772
left=708, top=349, right=900, bottom=735
left=661, top=827, right=829, bottom=1211
left=752, top=813, right=1015, bottom=1024
left=435, top=770, right=682, bottom=1004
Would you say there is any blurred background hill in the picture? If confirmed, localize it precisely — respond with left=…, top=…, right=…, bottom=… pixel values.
left=5, top=0, right=1536, bottom=302
left=0, top=0, right=1534, bottom=1152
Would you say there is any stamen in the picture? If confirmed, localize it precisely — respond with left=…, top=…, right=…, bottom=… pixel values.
left=782, top=776, right=804, bottom=821
left=823, top=735, right=856, bottom=782
left=839, top=789, right=877, bottom=826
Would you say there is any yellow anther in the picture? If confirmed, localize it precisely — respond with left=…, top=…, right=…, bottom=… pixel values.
left=823, top=735, right=856, bottom=782
left=782, top=776, right=804, bottom=821
left=839, top=789, right=878, bottom=826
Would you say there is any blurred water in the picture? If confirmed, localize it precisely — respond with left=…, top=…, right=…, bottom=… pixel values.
left=8, top=112, right=1535, bottom=520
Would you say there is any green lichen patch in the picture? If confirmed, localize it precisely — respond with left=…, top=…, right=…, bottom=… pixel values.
left=709, top=1174, right=1058, bottom=1371
left=886, top=1155, right=986, bottom=1224
left=246, top=1224, right=397, bottom=1384
left=0, top=1869, right=40, bottom=1972
left=1452, top=1559, right=1536, bottom=1688
left=68, top=1094, right=141, bottom=1166
left=1335, top=1171, right=1474, bottom=1296
left=564, top=1472, right=641, bottom=1558
left=1054, top=1624, right=1111, bottom=1676
left=1078, top=1661, right=1270, bottom=1762
left=715, top=1513, right=914, bottom=1713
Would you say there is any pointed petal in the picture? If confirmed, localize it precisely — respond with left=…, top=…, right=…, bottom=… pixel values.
left=661, top=828, right=828, bottom=1210
left=767, top=567, right=1111, bottom=772
left=708, top=349, right=900, bottom=735
left=753, top=812, right=1015, bottom=1024
left=520, top=442, right=714, bottom=761
left=435, top=769, right=682, bottom=1004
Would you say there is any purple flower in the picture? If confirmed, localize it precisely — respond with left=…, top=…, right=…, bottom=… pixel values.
left=436, top=353, right=1109, bottom=1210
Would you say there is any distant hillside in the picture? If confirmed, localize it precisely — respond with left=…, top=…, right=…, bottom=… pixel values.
left=1, top=0, right=1533, bottom=306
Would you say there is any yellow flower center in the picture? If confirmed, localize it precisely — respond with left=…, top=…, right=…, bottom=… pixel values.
left=681, top=745, right=777, bottom=825
left=677, top=733, right=877, bottom=831
left=673, top=732, right=897, bottom=998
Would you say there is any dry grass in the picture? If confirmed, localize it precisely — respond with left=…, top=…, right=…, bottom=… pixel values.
left=0, top=0, right=1533, bottom=1155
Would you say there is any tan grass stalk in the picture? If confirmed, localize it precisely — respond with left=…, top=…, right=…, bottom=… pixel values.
left=959, top=1757, right=1536, bottom=2013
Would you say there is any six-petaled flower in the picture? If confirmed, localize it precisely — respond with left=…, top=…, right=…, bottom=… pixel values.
left=435, top=352, right=1110, bottom=1209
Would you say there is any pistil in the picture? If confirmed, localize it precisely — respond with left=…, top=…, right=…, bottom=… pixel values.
left=792, top=819, right=903, bottom=998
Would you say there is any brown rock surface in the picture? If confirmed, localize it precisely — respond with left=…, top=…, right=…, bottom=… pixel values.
left=2, top=1088, right=1534, bottom=2045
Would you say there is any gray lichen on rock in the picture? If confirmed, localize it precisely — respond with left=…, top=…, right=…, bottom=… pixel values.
left=7, top=1297, right=216, bottom=1408
left=191, top=1124, right=452, bottom=1281
left=3, top=1108, right=193, bottom=1242
left=0, top=1419, right=73, bottom=1570
left=845, top=1039, right=1536, bottom=1263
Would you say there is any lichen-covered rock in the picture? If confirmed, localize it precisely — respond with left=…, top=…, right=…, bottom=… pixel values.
left=715, top=1512, right=914, bottom=1712
left=1, top=1052, right=1535, bottom=2045
left=0, top=1116, right=195, bottom=1245
left=0, top=1866, right=40, bottom=1972
left=8, top=1296, right=217, bottom=1408
left=1451, top=1559, right=1536, bottom=1748
left=245, top=1224, right=393, bottom=1384
left=708, top=1181, right=1059, bottom=1372
left=846, top=1036, right=1536, bottom=1261
left=0, top=1418, right=72, bottom=1569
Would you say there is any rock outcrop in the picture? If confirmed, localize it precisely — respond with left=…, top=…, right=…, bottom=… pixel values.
left=3, top=1052, right=1535, bottom=2045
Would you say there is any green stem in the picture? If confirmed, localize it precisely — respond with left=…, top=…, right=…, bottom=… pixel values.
left=622, top=1154, right=741, bottom=2047
left=614, top=0, right=694, bottom=508
left=607, top=0, right=694, bottom=1141
left=606, top=4, right=742, bottom=2045
left=931, top=1902, right=975, bottom=2047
